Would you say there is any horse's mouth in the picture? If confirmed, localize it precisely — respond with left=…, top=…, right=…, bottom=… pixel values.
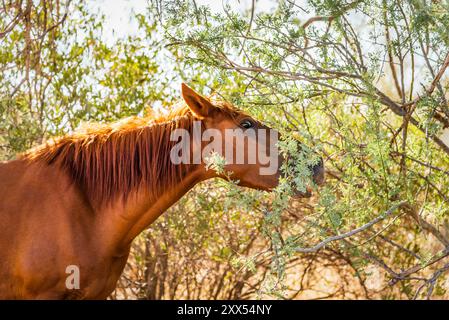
left=292, top=165, right=325, bottom=199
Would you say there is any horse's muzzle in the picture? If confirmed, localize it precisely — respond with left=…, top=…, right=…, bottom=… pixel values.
left=312, top=158, right=325, bottom=186
left=292, top=158, right=325, bottom=198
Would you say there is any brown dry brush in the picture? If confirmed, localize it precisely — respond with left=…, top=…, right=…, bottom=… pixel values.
left=112, top=192, right=449, bottom=299
left=111, top=185, right=380, bottom=300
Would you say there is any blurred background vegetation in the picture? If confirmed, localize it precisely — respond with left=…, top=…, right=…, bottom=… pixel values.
left=1, top=0, right=449, bottom=299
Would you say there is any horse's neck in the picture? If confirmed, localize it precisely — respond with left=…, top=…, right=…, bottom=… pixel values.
left=94, top=165, right=207, bottom=257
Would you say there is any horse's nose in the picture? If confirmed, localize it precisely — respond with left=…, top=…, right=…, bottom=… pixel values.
left=311, top=158, right=325, bottom=185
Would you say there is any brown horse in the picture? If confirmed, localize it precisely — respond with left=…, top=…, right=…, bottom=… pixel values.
left=0, top=84, right=324, bottom=299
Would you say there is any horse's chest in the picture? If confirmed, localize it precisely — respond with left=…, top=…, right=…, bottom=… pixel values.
left=65, top=253, right=130, bottom=299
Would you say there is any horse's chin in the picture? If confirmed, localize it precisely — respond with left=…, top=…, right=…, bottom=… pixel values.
left=292, top=187, right=313, bottom=199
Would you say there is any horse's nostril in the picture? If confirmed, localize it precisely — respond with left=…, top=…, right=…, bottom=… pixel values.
left=312, top=159, right=325, bottom=185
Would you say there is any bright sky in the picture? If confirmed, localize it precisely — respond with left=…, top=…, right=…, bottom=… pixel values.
left=88, top=0, right=148, bottom=43
left=89, top=0, right=277, bottom=43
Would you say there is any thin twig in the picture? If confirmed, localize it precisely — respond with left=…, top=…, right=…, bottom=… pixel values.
left=295, top=201, right=407, bottom=253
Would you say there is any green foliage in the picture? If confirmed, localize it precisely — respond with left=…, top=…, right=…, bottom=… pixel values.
left=0, top=2, right=173, bottom=158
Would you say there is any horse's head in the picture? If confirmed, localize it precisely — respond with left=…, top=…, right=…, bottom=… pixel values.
left=180, top=83, right=325, bottom=197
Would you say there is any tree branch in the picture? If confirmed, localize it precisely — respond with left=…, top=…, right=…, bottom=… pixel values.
left=295, top=201, right=407, bottom=253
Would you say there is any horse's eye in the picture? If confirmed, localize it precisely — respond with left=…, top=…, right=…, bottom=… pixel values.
left=240, top=119, right=254, bottom=129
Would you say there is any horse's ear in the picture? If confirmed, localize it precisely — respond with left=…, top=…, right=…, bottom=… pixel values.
left=181, top=83, right=214, bottom=119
